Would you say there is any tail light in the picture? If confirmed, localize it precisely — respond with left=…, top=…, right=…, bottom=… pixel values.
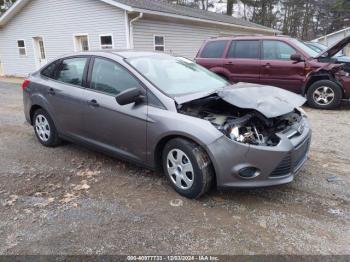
left=21, top=79, right=30, bottom=90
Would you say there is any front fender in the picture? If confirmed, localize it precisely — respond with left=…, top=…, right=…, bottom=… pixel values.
left=302, top=71, right=334, bottom=95
left=147, top=106, right=224, bottom=167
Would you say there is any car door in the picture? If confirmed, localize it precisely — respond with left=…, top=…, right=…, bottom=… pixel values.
left=44, top=56, right=89, bottom=137
left=223, top=40, right=261, bottom=84
left=260, top=40, right=306, bottom=93
left=195, top=40, right=229, bottom=71
left=81, top=57, right=147, bottom=164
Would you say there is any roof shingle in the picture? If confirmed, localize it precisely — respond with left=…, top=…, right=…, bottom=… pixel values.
left=114, top=0, right=277, bottom=32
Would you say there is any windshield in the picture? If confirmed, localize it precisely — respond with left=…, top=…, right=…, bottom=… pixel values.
left=290, top=39, right=319, bottom=57
left=306, top=43, right=325, bottom=53
left=127, top=56, right=228, bottom=96
left=306, top=42, right=343, bottom=57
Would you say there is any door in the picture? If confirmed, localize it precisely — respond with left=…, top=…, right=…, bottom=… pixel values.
left=223, top=40, right=261, bottom=84
left=45, top=57, right=89, bottom=136
left=33, top=37, right=47, bottom=69
left=260, top=40, right=306, bottom=93
left=82, top=57, right=148, bottom=163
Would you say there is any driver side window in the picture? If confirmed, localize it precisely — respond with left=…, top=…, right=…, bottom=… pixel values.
left=90, top=58, right=142, bottom=95
left=263, top=40, right=296, bottom=60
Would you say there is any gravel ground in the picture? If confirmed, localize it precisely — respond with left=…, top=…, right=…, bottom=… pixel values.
left=0, top=82, right=349, bottom=255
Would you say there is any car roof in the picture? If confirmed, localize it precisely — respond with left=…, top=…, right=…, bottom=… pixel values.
left=58, top=50, right=173, bottom=59
left=205, top=35, right=294, bottom=41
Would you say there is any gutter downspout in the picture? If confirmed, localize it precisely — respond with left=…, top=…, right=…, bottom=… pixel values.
left=129, top=12, right=143, bottom=49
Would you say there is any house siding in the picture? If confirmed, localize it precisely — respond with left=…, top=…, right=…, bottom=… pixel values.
left=0, top=0, right=127, bottom=76
left=132, top=18, right=273, bottom=59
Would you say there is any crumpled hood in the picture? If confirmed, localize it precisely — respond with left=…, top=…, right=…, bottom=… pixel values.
left=217, top=84, right=306, bottom=118
left=175, top=83, right=306, bottom=118
left=315, top=36, right=350, bottom=59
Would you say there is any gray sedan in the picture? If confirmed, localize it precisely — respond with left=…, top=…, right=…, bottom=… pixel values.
left=23, top=51, right=311, bottom=198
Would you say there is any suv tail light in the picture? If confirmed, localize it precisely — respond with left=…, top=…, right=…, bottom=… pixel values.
left=21, top=79, right=30, bottom=90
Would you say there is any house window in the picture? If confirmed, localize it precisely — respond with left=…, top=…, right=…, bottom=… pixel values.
left=154, top=36, right=165, bottom=52
left=74, top=35, right=89, bottom=52
left=17, top=40, right=26, bottom=56
left=100, top=35, right=113, bottom=49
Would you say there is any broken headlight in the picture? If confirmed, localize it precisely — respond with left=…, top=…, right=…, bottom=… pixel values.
left=297, top=107, right=307, bottom=118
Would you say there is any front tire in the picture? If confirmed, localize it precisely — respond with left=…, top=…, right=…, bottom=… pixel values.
left=33, top=109, right=61, bottom=147
left=306, top=80, right=342, bottom=109
left=162, top=138, right=214, bottom=199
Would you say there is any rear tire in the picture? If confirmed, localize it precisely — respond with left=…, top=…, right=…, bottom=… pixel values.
left=306, top=80, right=342, bottom=109
left=162, top=138, right=214, bottom=199
left=33, top=109, right=61, bottom=147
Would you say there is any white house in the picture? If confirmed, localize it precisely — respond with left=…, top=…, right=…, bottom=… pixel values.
left=313, top=27, right=350, bottom=55
left=0, top=0, right=278, bottom=77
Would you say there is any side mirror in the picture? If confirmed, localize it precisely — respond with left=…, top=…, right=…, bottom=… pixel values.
left=115, top=88, right=145, bottom=106
left=290, top=53, right=304, bottom=62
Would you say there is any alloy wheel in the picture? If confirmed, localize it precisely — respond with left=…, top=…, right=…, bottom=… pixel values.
left=313, top=86, right=335, bottom=106
left=35, top=114, right=51, bottom=142
left=167, top=149, right=194, bottom=190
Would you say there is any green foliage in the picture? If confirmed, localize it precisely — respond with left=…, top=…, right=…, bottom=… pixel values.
left=1, top=0, right=16, bottom=15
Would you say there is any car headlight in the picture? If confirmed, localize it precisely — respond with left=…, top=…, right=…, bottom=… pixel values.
left=297, top=107, right=307, bottom=118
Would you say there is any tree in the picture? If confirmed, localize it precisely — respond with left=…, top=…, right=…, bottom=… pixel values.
left=226, top=0, right=235, bottom=16
left=0, top=0, right=15, bottom=15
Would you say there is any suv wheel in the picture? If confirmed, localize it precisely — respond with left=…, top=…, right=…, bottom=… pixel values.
left=33, top=109, right=61, bottom=147
left=162, top=138, right=214, bottom=199
left=306, top=80, right=342, bottom=109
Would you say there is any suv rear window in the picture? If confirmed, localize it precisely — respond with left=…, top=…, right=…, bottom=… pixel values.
left=228, top=40, right=260, bottom=59
left=200, top=40, right=228, bottom=58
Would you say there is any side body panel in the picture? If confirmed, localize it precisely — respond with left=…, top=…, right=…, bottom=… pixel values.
left=223, top=58, right=262, bottom=84
left=259, top=59, right=306, bottom=93
left=222, top=40, right=261, bottom=84
left=81, top=89, right=148, bottom=164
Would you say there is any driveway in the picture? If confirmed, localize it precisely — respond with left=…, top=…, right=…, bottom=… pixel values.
left=0, top=81, right=349, bottom=255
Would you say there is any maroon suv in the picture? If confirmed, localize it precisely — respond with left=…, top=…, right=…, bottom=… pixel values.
left=195, top=35, right=350, bottom=109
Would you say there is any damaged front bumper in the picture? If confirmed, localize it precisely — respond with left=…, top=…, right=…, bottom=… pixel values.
left=206, top=117, right=311, bottom=188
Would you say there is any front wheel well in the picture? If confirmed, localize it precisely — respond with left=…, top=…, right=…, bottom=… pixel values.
left=304, top=74, right=344, bottom=98
left=29, top=105, right=43, bottom=125
left=154, top=135, right=216, bottom=177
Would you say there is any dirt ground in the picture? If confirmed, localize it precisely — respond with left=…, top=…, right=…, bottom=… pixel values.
left=0, top=81, right=349, bottom=255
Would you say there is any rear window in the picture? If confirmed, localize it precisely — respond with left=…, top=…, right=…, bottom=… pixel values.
left=41, top=61, right=60, bottom=78
left=228, top=40, right=260, bottom=59
left=55, top=57, right=88, bottom=86
left=200, top=40, right=228, bottom=58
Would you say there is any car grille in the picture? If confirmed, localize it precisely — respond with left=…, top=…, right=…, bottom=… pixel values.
left=270, top=136, right=310, bottom=178
left=270, top=153, right=292, bottom=177
left=293, top=138, right=311, bottom=169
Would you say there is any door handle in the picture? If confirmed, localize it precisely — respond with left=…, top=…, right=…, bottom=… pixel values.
left=48, top=88, right=56, bottom=95
left=263, top=63, right=271, bottom=69
left=225, top=61, right=233, bottom=65
left=88, top=99, right=99, bottom=108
